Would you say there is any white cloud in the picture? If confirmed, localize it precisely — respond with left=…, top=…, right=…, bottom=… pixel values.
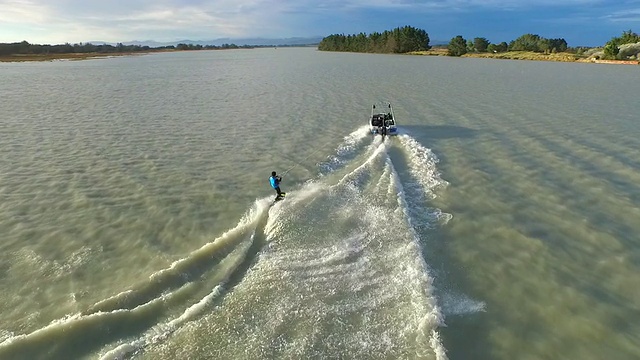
left=0, top=0, right=53, bottom=24
left=0, top=0, right=630, bottom=43
left=286, top=0, right=604, bottom=11
left=604, top=8, right=640, bottom=22
left=0, top=0, right=291, bottom=42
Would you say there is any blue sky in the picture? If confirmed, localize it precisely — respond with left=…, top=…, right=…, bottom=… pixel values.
left=1, top=0, right=639, bottom=46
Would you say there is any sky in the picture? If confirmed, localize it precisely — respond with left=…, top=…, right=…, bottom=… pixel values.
left=1, top=0, right=639, bottom=47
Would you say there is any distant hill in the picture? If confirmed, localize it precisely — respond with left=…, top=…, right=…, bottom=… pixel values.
left=87, top=37, right=323, bottom=48
left=430, top=39, right=449, bottom=46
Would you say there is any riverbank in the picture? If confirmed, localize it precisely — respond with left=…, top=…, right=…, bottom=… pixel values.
left=0, top=47, right=260, bottom=63
left=0, top=50, right=169, bottom=63
left=5, top=47, right=639, bottom=65
left=408, top=48, right=640, bottom=65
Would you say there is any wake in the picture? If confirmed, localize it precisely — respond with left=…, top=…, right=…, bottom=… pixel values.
left=0, top=199, right=273, bottom=359
left=0, top=128, right=461, bottom=360
left=254, top=133, right=452, bottom=359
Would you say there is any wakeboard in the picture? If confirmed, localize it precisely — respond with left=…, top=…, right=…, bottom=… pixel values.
left=274, top=192, right=287, bottom=202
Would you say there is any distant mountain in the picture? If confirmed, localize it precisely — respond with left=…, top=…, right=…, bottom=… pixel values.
left=86, top=37, right=323, bottom=48
left=84, top=36, right=450, bottom=48
left=430, top=39, right=449, bottom=46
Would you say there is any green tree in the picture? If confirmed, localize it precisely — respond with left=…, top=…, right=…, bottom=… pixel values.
left=548, top=38, right=568, bottom=53
left=487, top=41, right=509, bottom=53
left=318, top=26, right=430, bottom=53
left=473, top=37, right=490, bottom=52
left=603, top=41, right=620, bottom=59
left=619, top=29, right=640, bottom=44
left=448, top=35, right=467, bottom=56
left=509, top=34, right=548, bottom=52
left=466, top=39, right=474, bottom=52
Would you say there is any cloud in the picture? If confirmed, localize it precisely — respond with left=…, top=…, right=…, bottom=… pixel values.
left=0, top=0, right=634, bottom=44
left=0, top=0, right=292, bottom=42
left=283, top=0, right=604, bottom=12
left=0, top=0, right=53, bottom=24
left=604, top=8, right=640, bottom=22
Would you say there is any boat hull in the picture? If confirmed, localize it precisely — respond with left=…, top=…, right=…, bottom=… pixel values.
left=370, top=126, right=398, bottom=136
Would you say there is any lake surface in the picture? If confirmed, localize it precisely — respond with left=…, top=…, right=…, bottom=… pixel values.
left=1, top=47, right=639, bottom=360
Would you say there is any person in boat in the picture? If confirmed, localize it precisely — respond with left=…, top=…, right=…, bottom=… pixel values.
left=269, top=171, right=286, bottom=200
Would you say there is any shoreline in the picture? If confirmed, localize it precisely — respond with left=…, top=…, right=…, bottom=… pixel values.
left=407, top=48, right=640, bottom=65
left=0, top=47, right=259, bottom=63
left=3, top=48, right=639, bottom=65
left=0, top=51, right=168, bottom=63
left=0, top=49, right=182, bottom=63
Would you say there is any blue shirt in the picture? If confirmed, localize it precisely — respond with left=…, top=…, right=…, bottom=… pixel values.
left=269, top=176, right=280, bottom=189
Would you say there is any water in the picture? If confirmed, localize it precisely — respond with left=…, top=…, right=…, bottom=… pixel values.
left=0, top=48, right=639, bottom=359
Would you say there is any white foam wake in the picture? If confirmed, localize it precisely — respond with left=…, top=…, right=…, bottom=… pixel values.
left=99, top=234, right=255, bottom=360
left=398, top=134, right=453, bottom=225
left=386, top=156, right=449, bottom=360
left=319, top=125, right=372, bottom=174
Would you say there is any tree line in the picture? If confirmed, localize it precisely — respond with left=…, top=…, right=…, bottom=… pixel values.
left=447, top=34, right=568, bottom=56
left=0, top=41, right=162, bottom=56
left=447, top=30, right=639, bottom=59
left=318, top=27, right=638, bottom=60
left=0, top=41, right=255, bottom=56
left=318, top=26, right=430, bottom=53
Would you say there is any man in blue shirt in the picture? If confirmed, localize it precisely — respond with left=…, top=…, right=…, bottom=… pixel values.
left=269, top=171, right=286, bottom=200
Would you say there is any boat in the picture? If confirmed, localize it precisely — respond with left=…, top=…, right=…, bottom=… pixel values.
left=369, top=101, right=398, bottom=136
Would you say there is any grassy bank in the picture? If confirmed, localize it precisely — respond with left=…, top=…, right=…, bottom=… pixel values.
left=407, top=48, right=449, bottom=56
left=408, top=49, right=580, bottom=61
left=463, top=51, right=580, bottom=62
left=408, top=48, right=639, bottom=65
left=465, top=51, right=639, bottom=64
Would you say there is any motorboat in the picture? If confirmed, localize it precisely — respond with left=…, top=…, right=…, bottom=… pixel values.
left=370, top=101, right=398, bottom=136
